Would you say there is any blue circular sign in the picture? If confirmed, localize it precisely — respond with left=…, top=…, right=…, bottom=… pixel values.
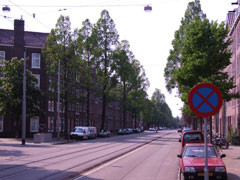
left=188, top=83, right=223, bottom=117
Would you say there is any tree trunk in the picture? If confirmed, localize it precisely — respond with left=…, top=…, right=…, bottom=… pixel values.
left=101, top=86, right=106, bottom=130
left=87, top=88, right=90, bottom=126
left=123, top=81, right=126, bottom=129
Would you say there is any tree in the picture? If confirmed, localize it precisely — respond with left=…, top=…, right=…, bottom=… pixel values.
left=76, top=19, right=98, bottom=126
left=93, top=10, right=119, bottom=130
left=164, top=0, right=206, bottom=93
left=112, top=40, right=137, bottom=128
left=0, top=58, right=43, bottom=137
left=151, top=89, right=174, bottom=127
left=42, top=15, right=76, bottom=139
left=126, top=59, right=149, bottom=128
left=164, top=0, right=239, bottom=114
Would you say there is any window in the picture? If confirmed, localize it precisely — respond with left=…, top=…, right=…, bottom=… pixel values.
left=75, top=119, right=79, bottom=126
left=76, top=103, right=80, bottom=115
left=33, top=74, right=40, bottom=87
left=61, top=117, right=65, bottom=132
left=0, top=51, right=5, bottom=66
left=48, top=101, right=54, bottom=112
left=30, top=116, right=39, bottom=132
left=32, top=53, right=41, bottom=68
left=60, top=101, right=65, bottom=113
left=76, top=89, right=80, bottom=98
left=48, top=117, right=54, bottom=132
left=48, top=77, right=55, bottom=92
left=0, top=116, right=3, bottom=132
left=72, top=104, right=75, bottom=111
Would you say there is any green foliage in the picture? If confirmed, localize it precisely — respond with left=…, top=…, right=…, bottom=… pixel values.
left=0, top=57, right=43, bottom=118
left=164, top=0, right=239, bottom=116
left=145, top=89, right=177, bottom=127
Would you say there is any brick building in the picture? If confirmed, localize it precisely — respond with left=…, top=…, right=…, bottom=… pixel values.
left=0, top=19, right=136, bottom=138
left=212, top=1, right=240, bottom=137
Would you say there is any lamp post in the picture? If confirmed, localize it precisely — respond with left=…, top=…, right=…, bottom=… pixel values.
left=57, top=59, right=60, bottom=140
left=2, top=5, right=10, bottom=13
left=22, top=50, right=26, bottom=145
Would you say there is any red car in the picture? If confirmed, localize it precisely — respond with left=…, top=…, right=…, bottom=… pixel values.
left=177, top=144, right=227, bottom=180
left=181, top=130, right=204, bottom=151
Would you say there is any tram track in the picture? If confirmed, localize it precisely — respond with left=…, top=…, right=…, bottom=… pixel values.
left=0, top=132, right=172, bottom=180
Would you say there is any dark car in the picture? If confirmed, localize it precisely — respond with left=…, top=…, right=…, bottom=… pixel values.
left=177, top=144, right=227, bottom=180
left=98, top=129, right=111, bottom=137
left=117, top=129, right=127, bottom=135
left=177, top=128, right=183, bottom=133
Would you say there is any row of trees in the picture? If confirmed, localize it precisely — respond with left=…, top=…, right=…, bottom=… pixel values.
left=43, top=10, right=178, bottom=137
left=0, top=10, right=178, bottom=138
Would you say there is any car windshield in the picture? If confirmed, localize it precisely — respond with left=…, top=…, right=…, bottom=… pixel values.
left=74, top=128, right=83, bottom=133
left=183, top=133, right=203, bottom=141
left=183, top=146, right=217, bottom=157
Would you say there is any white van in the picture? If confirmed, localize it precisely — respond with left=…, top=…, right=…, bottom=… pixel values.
left=88, top=127, right=97, bottom=139
left=70, top=126, right=89, bottom=140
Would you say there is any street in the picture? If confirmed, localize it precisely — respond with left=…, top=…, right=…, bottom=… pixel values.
left=0, top=130, right=180, bottom=180
left=73, top=132, right=180, bottom=180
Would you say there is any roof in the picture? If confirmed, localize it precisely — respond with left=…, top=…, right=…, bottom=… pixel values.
left=0, top=29, right=49, bottom=47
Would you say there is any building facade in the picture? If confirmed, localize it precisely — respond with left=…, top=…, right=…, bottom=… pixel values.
left=0, top=19, right=136, bottom=138
left=212, top=1, right=240, bottom=137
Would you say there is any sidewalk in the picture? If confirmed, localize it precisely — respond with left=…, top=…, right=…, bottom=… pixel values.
left=221, top=145, right=240, bottom=180
left=0, top=137, right=73, bottom=145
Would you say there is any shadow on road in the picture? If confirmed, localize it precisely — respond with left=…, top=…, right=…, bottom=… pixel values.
left=0, top=149, right=25, bottom=157
left=0, top=163, right=103, bottom=180
left=228, top=173, right=240, bottom=180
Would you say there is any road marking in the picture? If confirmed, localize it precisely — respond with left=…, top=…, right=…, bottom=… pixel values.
left=72, top=136, right=160, bottom=180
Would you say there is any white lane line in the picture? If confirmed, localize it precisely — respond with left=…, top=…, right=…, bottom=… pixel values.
left=73, top=140, right=152, bottom=180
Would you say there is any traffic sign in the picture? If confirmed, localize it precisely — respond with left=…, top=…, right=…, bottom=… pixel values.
left=188, top=83, right=223, bottom=117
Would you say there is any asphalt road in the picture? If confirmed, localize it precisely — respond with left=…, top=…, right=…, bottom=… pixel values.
left=69, top=131, right=180, bottom=180
left=0, top=130, right=181, bottom=180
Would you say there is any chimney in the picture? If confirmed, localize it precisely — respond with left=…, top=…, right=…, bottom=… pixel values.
left=13, top=19, right=25, bottom=59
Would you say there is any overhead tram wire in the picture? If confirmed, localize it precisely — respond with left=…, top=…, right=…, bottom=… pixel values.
left=1, top=3, right=146, bottom=8
left=7, top=0, right=50, bottom=31
left=3, top=1, right=151, bottom=31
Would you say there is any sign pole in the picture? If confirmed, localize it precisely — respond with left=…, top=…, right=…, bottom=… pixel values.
left=204, top=117, right=208, bottom=180
left=188, top=83, right=223, bottom=180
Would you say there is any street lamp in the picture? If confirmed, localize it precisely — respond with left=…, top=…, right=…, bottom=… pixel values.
left=144, top=5, right=152, bottom=12
left=2, top=5, right=10, bottom=13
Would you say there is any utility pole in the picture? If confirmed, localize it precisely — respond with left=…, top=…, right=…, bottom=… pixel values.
left=57, top=59, right=60, bottom=140
left=22, top=50, right=26, bottom=145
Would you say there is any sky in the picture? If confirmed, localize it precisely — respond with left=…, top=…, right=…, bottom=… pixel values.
left=0, top=0, right=235, bottom=117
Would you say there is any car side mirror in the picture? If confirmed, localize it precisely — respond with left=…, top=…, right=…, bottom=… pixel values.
left=177, top=154, right=182, bottom=158
left=220, top=154, right=226, bottom=158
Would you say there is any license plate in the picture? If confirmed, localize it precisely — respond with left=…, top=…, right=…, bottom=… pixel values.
left=198, top=172, right=213, bottom=176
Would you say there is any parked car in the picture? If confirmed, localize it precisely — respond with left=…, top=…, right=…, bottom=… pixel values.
left=177, top=144, right=227, bottom=180
left=117, top=129, right=127, bottom=135
left=149, top=127, right=155, bottom=131
left=179, top=128, right=193, bottom=142
left=181, top=130, right=204, bottom=152
left=133, top=128, right=141, bottom=133
left=177, top=128, right=182, bottom=133
left=126, top=128, right=133, bottom=134
left=70, top=126, right=89, bottom=140
left=98, top=129, right=111, bottom=137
